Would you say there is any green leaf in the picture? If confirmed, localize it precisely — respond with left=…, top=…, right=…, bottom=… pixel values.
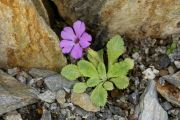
left=97, top=62, right=107, bottom=80
left=107, top=58, right=134, bottom=78
left=73, top=83, right=87, bottom=93
left=111, top=76, right=129, bottom=89
left=103, top=81, right=114, bottom=91
left=87, top=49, right=101, bottom=66
left=107, top=35, right=125, bottom=67
left=97, top=49, right=104, bottom=62
left=86, top=78, right=101, bottom=87
left=78, top=60, right=99, bottom=78
left=61, top=64, right=81, bottom=80
left=90, top=83, right=107, bottom=106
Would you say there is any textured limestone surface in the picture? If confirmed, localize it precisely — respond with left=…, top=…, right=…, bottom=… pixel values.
left=52, top=0, right=180, bottom=39
left=0, top=70, right=37, bottom=115
left=0, top=0, right=66, bottom=71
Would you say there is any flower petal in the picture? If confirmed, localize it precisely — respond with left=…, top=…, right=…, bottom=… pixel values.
left=61, top=27, right=76, bottom=41
left=79, top=32, right=92, bottom=48
left=60, top=40, right=74, bottom=54
left=70, top=44, right=83, bottom=59
left=73, top=20, right=85, bottom=38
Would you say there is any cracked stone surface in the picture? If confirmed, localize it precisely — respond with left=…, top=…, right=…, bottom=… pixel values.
left=0, top=70, right=37, bottom=115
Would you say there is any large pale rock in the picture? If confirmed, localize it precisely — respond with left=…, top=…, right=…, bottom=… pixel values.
left=52, top=0, right=180, bottom=39
left=32, top=0, right=50, bottom=25
left=137, top=80, right=168, bottom=120
left=0, top=0, right=66, bottom=71
left=0, top=70, right=37, bottom=115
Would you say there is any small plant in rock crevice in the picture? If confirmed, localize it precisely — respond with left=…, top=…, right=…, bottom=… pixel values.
left=60, top=20, right=134, bottom=107
left=166, top=41, right=177, bottom=55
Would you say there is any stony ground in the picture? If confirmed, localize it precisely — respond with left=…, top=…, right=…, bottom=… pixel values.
left=0, top=38, right=179, bottom=120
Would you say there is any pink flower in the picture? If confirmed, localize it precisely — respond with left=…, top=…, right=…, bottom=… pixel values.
left=60, top=20, right=92, bottom=59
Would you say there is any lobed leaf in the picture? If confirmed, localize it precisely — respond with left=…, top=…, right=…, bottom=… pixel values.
left=107, top=35, right=125, bottom=67
left=61, top=64, right=81, bottom=80
left=111, top=76, right=129, bottom=89
left=90, top=83, right=107, bottom=106
left=97, top=62, right=107, bottom=80
left=78, top=60, right=99, bottom=78
left=107, top=58, right=134, bottom=78
left=97, top=49, right=104, bottom=62
left=103, top=81, right=114, bottom=91
left=87, top=49, right=101, bottom=66
left=73, top=83, right=87, bottom=93
left=86, top=78, right=101, bottom=87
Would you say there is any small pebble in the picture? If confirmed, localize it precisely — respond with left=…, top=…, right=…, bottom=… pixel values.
left=38, top=90, right=56, bottom=103
left=161, top=102, right=172, bottom=111
left=174, top=61, right=180, bottom=69
left=16, top=75, right=26, bottom=84
left=159, top=54, right=171, bottom=68
left=128, top=91, right=139, bottom=105
left=29, top=68, right=57, bottom=78
left=113, top=115, right=126, bottom=120
left=132, top=52, right=141, bottom=61
left=56, top=89, right=66, bottom=105
left=142, top=67, right=159, bottom=80
left=159, top=69, right=169, bottom=76
left=3, top=111, right=23, bottom=120
left=40, top=108, right=52, bottom=120
left=49, top=103, right=58, bottom=111
left=168, top=66, right=175, bottom=74
left=7, top=68, right=19, bottom=76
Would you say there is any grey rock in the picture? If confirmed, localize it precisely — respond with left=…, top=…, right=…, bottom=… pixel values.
left=113, top=115, right=127, bottom=120
left=19, top=71, right=32, bottom=79
left=108, top=105, right=124, bottom=116
left=132, top=52, right=141, bottom=61
left=16, top=75, right=26, bottom=84
left=161, top=71, right=180, bottom=89
left=133, top=77, right=140, bottom=86
left=49, top=103, right=59, bottom=112
left=100, top=109, right=112, bottom=119
left=29, top=68, right=57, bottom=78
left=86, top=113, right=97, bottom=120
left=174, top=61, right=180, bottom=69
left=155, top=46, right=167, bottom=54
left=40, top=108, right=51, bottom=120
left=27, top=78, right=35, bottom=86
left=43, top=102, right=50, bottom=108
left=38, top=90, right=55, bottom=103
left=138, top=80, right=168, bottom=120
left=75, top=116, right=82, bottom=120
left=172, top=45, right=180, bottom=60
left=44, top=74, right=75, bottom=92
left=128, top=91, right=139, bottom=105
left=60, top=108, right=72, bottom=118
left=178, top=110, right=180, bottom=120
left=74, top=107, right=88, bottom=117
left=56, top=89, right=66, bottom=104
left=159, top=54, right=171, bottom=68
left=0, top=70, right=37, bottom=115
left=161, top=102, right=172, bottom=111
left=3, top=111, right=22, bottom=120
left=168, top=108, right=180, bottom=116
left=7, top=68, right=19, bottom=76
